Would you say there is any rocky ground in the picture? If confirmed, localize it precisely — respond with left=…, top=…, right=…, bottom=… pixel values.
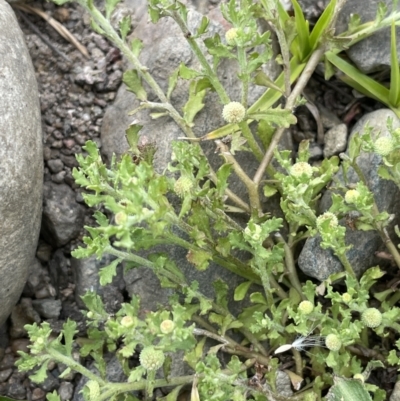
left=0, top=1, right=385, bottom=400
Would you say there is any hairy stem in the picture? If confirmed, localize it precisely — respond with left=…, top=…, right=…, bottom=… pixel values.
left=253, top=46, right=325, bottom=185
left=216, top=139, right=261, bottom=212
left=274, top=233, right=305, bottom=299
left=170, top=11, right=230, bottom=104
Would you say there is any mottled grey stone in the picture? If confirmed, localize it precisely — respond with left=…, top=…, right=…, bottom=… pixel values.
left=323, top=123, right=348, bottom=158
left=31, top=299, right=62, bottom=319
left=0, top=0, right=43, bottom=326
left=299, top=109, right=400, bottom=281
left=41, top=182, right=85, bottom=247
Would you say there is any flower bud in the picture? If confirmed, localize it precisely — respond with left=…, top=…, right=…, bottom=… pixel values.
left=115, top=211, right=127, bottom=225
left=374, top=136, right=394, bottom=156
left=174, top=176, right=193, bottom=197
left=222, top=102, right=246, bottom=124
left=120, top=316, right=135, bottom=328
left=325, top=334, right=342, bottom=351
left=361, top=308, right=382, bottom=328
left=298, top=300, right=314, bottom=315
left=160, top=319, right=175, bottom=334
left=344, top=189, right=360, bottom=204
left=139, top=346, right=165, bottom=371
left=225, top=28, right=238, bottom=45
left=316, top=212, right=338, bottom=230
left=290, top=162, right=313, bottom=179
left=342, top=293, right=352, bottom=303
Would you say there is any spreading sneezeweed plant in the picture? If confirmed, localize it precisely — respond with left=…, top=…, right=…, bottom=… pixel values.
left=15, top=0, right=400, bottom=400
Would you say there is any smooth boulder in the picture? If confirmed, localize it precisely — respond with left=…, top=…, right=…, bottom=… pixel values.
left=0, top=1, right=43, bottom=326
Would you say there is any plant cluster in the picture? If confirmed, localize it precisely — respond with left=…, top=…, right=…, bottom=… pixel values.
left=15, top=0, right=400, bottom=400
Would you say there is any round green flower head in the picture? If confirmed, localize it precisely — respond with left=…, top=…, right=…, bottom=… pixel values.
left=316, top=212, right=338, bottom=230
left=374, top=136, right=394, bottom=156
left=298, top=300, right=314, bottom=315
left=344, top=189, right=360, bottom=204
left=290, top=162, right=313, bottom=179
left=120, top=316, right=135, bottom=328
left=342, top=293, right=352, bottom=304
left=225, top=28, right=238, bottom=45
left=361, top=308, right=382, bottom=328
left=139, top=346, right=165, bottom=371
left=115, top=211, right=127, bottom=225
left=325, top=334, right=342, bottom=351
left=174, top=176, right=193, bottom=197
left=222, top=102, right=246, bottom=123
left=160, top=319, right=175, bottom=334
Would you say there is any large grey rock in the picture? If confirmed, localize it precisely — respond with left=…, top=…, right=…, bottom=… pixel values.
left=0, top=1, right=43, bottom=326
left=299, top=109, right=400, bottom=281
left=336, top=0, right=400, bottom=73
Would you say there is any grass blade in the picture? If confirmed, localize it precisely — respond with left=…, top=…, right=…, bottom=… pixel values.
left=389, top=21, right=400, bottom=106
left=309, top=0, right=336, bottom=51
left=291, top=0, right=311, bottom=61
left=325, top=52, right=390, bottom=105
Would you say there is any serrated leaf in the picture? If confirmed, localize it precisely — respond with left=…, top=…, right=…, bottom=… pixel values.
left=182, top=82, right=206, bottom=126
left=90, top=19, right=105, bottom=35
left=29, top=362, right=50, bottom=384
left=131, top=38, right=143, bottom=57
left=99, top=258, right=121, bottom=285
left=186, top=249, right=212, bottom=271
left=263, top=184, right=278, bottom=197
left=179, top=63, right=201, bottom=80
left=248, top=107, right=297, bottom=128
left=250, top=292, right=267, bottom=305
left=105, top=0, right=121, bottom=19
left=326, top=376, right=373, bottom=401
left=63, top=319, right=78, bottom=356
left=125, top=123, right=143, bottom=154
left=167, top=66, right=180, bottom=99
left=377, top=165, right=392, bottom=180
left=119, top=15, right=132, bottom=41
left=196, top=16, right=209, bottom=36
left=46, top=391, right=62, bottom=401
left=234, top=281, right=252, bottom=301
left=123, top=70, right=147, bottom=101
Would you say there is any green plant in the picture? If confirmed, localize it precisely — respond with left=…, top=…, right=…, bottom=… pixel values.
left=15, top=1, right=400, bottom=400
left=325, top=2, right=400, bottom=118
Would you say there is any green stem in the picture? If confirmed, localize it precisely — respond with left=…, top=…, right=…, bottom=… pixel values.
left=208, top=299, right=268, bottom=356
left=237, top=46, right=249, bottom=108
left=336, top=250, right=357, bottom=281
left=292, top=349, right=303, bottom=377
left=215, top=139, right=261, bottom=212
left=170, top=11, right=230, bottom=104
left=387, top=291, right=400, bottom=307
left=274, top=233, right=305, bottom=299
left=47, top=348, right=107, bottom=386
left=253, top=46, right=326, bottom=185
left=239, top=121, right=264, bottom=161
